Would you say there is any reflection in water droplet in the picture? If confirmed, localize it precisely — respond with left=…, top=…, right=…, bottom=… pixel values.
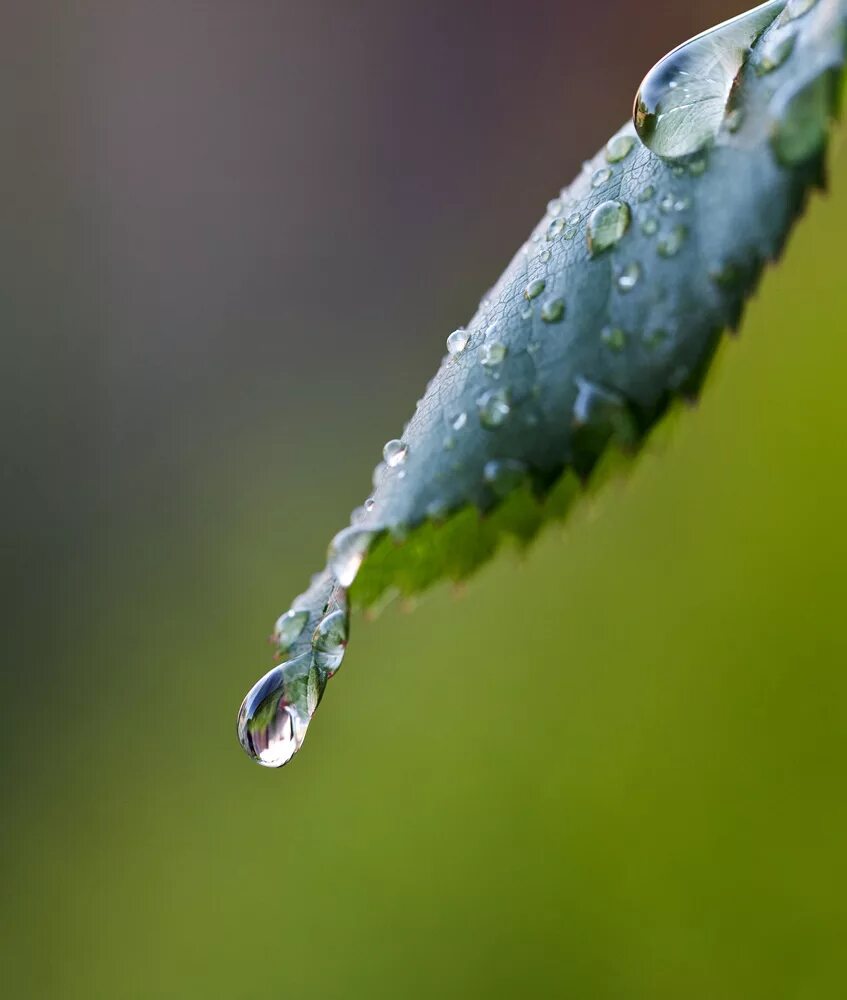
left=606, top=134, right=636, bottom=163
left=587, top=200, right=631, bottom=256
left=592, top=166, right=613, bottom=188
left=657, top=225, right=687, bottom=257
left=617, top=262, right=642, bottom=292
left=633, top=0, right=785, bottom=158
left=483, top=458, right=528, bottom=497
left=273, top=609, right=309, bottom=656
left=477, top=387, right=511, bottom=429
left=540, top=297, right=566, bottom=323
left=480, top=342, right=507, bottom=367
left=237, top=653, right=320, bottom=768
left=383, top=439, right=408, bottom=467
left=328, top=526, right=374, bottom=586
left=312, top=609, right=348, bottom=674
left=525, top=278, right=546, bottom=300
left=601, top=326, right=627, bottom=352
left=447, top=328, right=469, bottom=355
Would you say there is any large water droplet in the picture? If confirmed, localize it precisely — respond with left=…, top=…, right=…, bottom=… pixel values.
left=272, top=609, right=309, bottom=657
left=477, top=387, right=511, bottom=429
left=587, top=200, right=631, bottom=256
left=383, top=439, right=408, bottom=467
left=237, top=653, right=320, bottom=768
left=447, top=328, right=469, bottom=355
left=524, top=278, right=546, bottom=300
left=633, top=0, right=786, bottom=159
left=328, top=526, right=374, bottom=586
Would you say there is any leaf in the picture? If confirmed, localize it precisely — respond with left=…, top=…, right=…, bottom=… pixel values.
left=238, top=0, right=847, bottom=766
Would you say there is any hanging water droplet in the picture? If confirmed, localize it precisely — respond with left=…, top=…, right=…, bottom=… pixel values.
left=756, top=28, right=796, bottom=72
left=525, top=278, right=546, bottom=300
left=633, top=0, right=785, bottom=158
left=477, top=387, right=511, bottom=429
left=640, top=216, right=659, bottom=236
left=452, top=411, right=468, bottom=431
left=327, top=526, right=374, bottom=586
left=272, top=608, right=309, bottom=656
left=480, top=341, right=507, bottom=367
left=601, top=326, right=627, bottom=352
left=587, top=200, right=631, bottom=256
left=483, top=458, right=528, bottom=497
left=605, top=134, right=636, bottom=163
left=592, top=166, right=613, bottom=188
left=447, top=328, right=470, bottom=355
left=617, top=262, right=642, bottom=292
left=657, top=225, right=687, bottom=257
left=237, top=653, right=319, bottom=768
left=312, top=609, right=348, bottom=675
left=383, top=439, right=408, bottom=467
left=540, top=297, right=565, bottom=323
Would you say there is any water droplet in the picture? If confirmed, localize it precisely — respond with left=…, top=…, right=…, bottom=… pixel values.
left=688, top=155, right=708, bottom=175
left=484, top=322, right=499, bottom=340
left=364, top=497, right=375, bottom=512
left=633, top=0, right=785, bottom=158
left=617, top=262, right=642, bottom=292
left=601, top=326, right=627, bottom=352
left=525, top=278, right=546, bottom=300
left=592, top=166, right=613, bottom=188
left=312, top=609, right=348, bottom=674
left=673, top=196, right=691, bottom=212
left=547, top=198, right=563, bottom=216
left=756, top=29, right=795, bottom=72
left=452, top=411, right=468, bottom=431
left=540, top=297, right=565, bottom=323
left=657, top=225, right=687, bottom=257
left=725, top=108, right=744, bottom=133
left=605, top=134, right=636, bottom=163
left=643, top=328, right=670, bottom=350
left=637, top=185, right=656, bottom=203
left=709, top=261, right=741, bottom=287
left=546, top=217, right=565, bottom=240
left=383, top=439, right=408, bottom=467
left=328, top=526, right=374, bottom=586
left=640, top=216, right=659, bottom=236
left=483, top=458, right=527, bottom=497
left=273, top=609, right=309, bottom=655
left=566, top=211, right=582, bottom=226
left=659, top=193, right=675, bottom=213
left=443, top=435, right=455, bottom=450
left=480, top=341, right=507, bottom=367
left=572, top=377, right=638, bottom=453
left=447, top=328, right=469, bottom=355
left=477, top=387, right=511, bottom=429
left=539, top=248, right=552, bottom=263
left=237, top=653, right=320, bottom=768
left=587, top=200, right=631, bottom=256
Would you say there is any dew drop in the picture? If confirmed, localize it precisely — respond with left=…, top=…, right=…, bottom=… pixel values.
left=452, top=411, right=468, bottom=431
left=592, top=166, right=613, bottom=188
left=640, top=216, right=659, bottom=236
left=637, top=185, right=656, bottom=203
left=657, top=225, right=687, bottom=257
left=480, top=341, right=507, bottom=367
left=525, top=278, right=546, bottom=300
left=477, top=387, right=511, bottom=429
left=688, top=155, right=708, bottom=175
left=327, top=526, right=374, bottom=586
left=272, top=608, right=309, bottom=656
left=617, top=262, right=642, bottom=292
left=364, top=496, right=375, bottom=512
left=633, top=0, right=785, bottom=158
left=312, top=609, right=348, bottom=675
left=566, top=211, right=582, bottom=227
left=540, top=297, right=566, bottom=323
left=587, top=200, right=631, bottom=256
left=547, top=198, right=563, bottom=216
left=547, top=218, right=566, bottom=240
left=756, top=29, right=795, bottom=72
left=539, top=248, right=552, bottom=263
left=572, top=377, right=639, bottom=454
left=483, top=458, right=528, bottom=497
left=447, top=328, right=469, bottom=355
left=605, top=134, right=636, bottom=163
left=601, top=325, right=627, bottom=352
left=383, top=439, right=408, bottom=466
left=659, top=193, right=675, bottom=213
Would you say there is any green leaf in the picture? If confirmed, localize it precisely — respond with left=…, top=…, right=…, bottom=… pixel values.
left=238, top=0, right=847, bottom=767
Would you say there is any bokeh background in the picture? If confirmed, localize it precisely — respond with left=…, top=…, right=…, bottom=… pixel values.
left=5, top=1, right=847, bottom=996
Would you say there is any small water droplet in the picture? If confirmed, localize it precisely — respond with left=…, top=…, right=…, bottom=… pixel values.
left=383, top=439, right=408, bottom=467
left=540, top=297, right=566, bottom=323
left=452, top=411, right=468, bottom=431
left=637, top=185, right=656, bottom=203
left=442, top=435, right=455, bottom=450
left=725, top=108, right=744, bottom=133
left=688, top=155, right=708, bottom=175
left=327, top=526, right=374, bottom=586
left=640, top=216, right=659, bottom=236
left=312, top=609, right=348, bottom=675
left=709, top=261, right=741, bottom=287
left=756, top=28, right=796, bottom=72
left=587, top=200, right=631, bottom=256
left=673, top=196, right=691, bottom=212
left=657, top=225, right=687, bottom=257
left=364, top=497, right=375, bottom=512
left=273, top=609, right=309, bottom=655
left=572, top=377, right=638, bottom=454
left=601, top=326, right=627, bottom=352
left=539, top=248, right=552, bottom=263
left=566, top=211, right=582, bottom=227
left=484, top=322, right=499, bottom=340
left=605, top=134, right=636, bottom=163
left=659, top=193, right=675, bottom=213
left=447, top=328, right=470, bottom=355
left=480, top=341, right=507, bottom=367
left=483, top=458, right=528, bottom=497
left=592, top=166, right=613, bottom=188
left=547, top=198, right=563, bottom=216
left=643, top=328, right=670, bottom=350
left=617, top=262, right=642, bottom=292
left=546, top=217, right=565, bottom=240
left=525, top=278, right=546, bottom=300
left=477, top=387, right=511, bottom=429
left=633, top=0, right=785, bottom=158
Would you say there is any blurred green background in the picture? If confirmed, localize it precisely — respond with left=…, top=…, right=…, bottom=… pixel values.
left=4, top=1, right=847, bottom=996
